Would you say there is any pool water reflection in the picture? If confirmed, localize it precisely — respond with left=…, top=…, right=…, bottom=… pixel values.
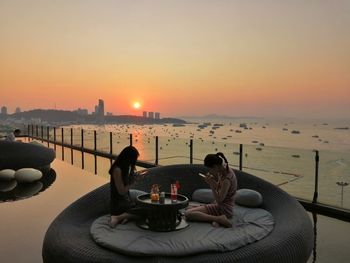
left=0, top=169, right=56, bottom=202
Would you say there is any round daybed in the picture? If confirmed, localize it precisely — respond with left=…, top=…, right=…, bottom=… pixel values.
left=42, top=164, right=313, bottom=263
left=0, top=141, right=55, bottom=172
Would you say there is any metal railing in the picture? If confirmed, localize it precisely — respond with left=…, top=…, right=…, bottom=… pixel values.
left=24, top=124, right=349, bottom=221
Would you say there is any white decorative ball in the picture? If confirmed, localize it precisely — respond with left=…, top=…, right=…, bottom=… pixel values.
left=14, top=168, right=43, bottom=183
left=0, top=169, right=16, bottom=181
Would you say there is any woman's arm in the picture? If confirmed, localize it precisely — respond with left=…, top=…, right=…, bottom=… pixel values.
left=112, top=168, right=132, bottom=195
left=205, top=177, right=230, bottom=203
left=133, top=170, right=147, bottom=182
left=216, top=179, right=230, bottom=203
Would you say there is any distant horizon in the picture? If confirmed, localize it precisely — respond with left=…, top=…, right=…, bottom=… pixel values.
left=2, top=107, right=350, bottom=121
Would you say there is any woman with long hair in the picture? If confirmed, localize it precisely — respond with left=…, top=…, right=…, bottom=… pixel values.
left=185, top=152, right=237, bottom=227
left=109, top=146, right=144, bottom=227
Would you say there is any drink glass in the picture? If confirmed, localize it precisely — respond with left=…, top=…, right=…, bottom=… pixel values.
left=159, top=192, right=165, bottom=204
left=151, top=184, right=160, bottom=202
left=171, top=184, right=177, bottom=202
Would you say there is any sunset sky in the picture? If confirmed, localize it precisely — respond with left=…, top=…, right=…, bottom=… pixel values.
left=0, top=0, right=349, bottom=118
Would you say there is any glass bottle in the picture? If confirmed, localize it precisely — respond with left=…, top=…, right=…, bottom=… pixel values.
left=171, top=183, right=177, bottom=202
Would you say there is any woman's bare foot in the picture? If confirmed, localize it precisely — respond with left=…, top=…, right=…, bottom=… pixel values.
left=216, top=215, right=232, bottom=228
left=121, top=218, right=129, bottom=224
left=110, top=216, right=120, bottom=228
left=212, top=221, right=220, bottom=228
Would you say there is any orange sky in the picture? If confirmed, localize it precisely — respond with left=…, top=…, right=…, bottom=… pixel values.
left=0, top=0, right=349, bottom=118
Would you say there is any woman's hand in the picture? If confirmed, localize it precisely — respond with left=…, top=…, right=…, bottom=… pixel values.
left=204, top=174, right=217, bottom=188
left=133, top=171, right=146, bottom=182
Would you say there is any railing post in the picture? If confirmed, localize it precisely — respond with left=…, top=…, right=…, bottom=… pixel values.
left=31, top=125, right=34, bottom=139
left=94, top=130, right=97, bottom=175
left=70, top=128, right=74, bottom=165
left=155, top=136, right=159, bottom=165
left=41, top=126, right=44, bottom=142
left=47, top=126, right=50, bottom=147
left=190, top=139, right=193, bottom=164
left=239, top=144, right=243, bottom=171
left=27, top=125, right=30, bottom=141
left=129, top=134, right=132, bottom=146
left=109, top=132, right=113, bottom=166
left=36, top=125, right=38, bottom=137
left=61, top=128, right=64, bottom=160
left=312, top=150, right=319, bottom=203
left=81, top=129, right=84, bottom=169
left=53, top=127, right=56, bottom=151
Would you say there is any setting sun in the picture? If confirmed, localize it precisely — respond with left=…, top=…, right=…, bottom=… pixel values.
left=133, top=101, right=141, bottom=109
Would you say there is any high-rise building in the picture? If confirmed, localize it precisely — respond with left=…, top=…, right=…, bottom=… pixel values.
left=1, top=106, right=7, bottom=115
left=98, top=99, right=104, bottom=117
left=143, top=111, right=147, bottom=118
left=155, top=112, right=160, bottom=119
left=94, top=105, right=99, bottom=115
left=148, top=112, right=154, bottom=119
left=92, top=99, right=105, bottom=123
left=15, top=107, right=21, bottom=114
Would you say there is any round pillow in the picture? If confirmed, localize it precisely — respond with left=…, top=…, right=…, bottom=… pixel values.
left=129, top=189, right=147, bottom=202
left=14, top=168, right=43, bottom=183
left=191, top=188, right=214, bottom=203
left=0, top=169, right=16, bottom=181
left=235, top=189, right=263, bottom=207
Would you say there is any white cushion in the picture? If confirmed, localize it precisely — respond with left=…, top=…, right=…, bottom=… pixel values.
left=129, top=189, right=147, bottom=202
left=235, top=189, right=263, bottom=207
left=192, top=189, right=214, bottom=203
left=0, top=169, right=16, bottom=181
left=14, top=168, right=42, bottom=183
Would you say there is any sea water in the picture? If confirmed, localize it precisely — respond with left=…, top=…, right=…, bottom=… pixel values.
left=60, top=117, right=349, bottom=210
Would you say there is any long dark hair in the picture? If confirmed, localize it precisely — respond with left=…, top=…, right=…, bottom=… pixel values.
left=109, top=146, right=139, bottom=182
left=204, top=152, right=229, bottom=172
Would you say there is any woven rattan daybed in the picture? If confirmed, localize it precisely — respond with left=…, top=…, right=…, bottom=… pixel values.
left=42, top=164, right=313, bottom=263
left=0, top=141, right=55, bottom=171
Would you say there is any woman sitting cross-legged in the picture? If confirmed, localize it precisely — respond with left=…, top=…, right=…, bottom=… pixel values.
left=185, top=152, right=237, bottom=228
left=109, top=146, right=145, bottom=228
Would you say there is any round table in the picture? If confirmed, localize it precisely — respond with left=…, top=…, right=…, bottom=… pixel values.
left=136, top=193, right=189, bottom=232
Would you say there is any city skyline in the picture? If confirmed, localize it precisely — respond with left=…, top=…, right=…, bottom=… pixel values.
left=1, top=1, right=349, bottom=119
left=0, top=99, right=164, bottom=120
